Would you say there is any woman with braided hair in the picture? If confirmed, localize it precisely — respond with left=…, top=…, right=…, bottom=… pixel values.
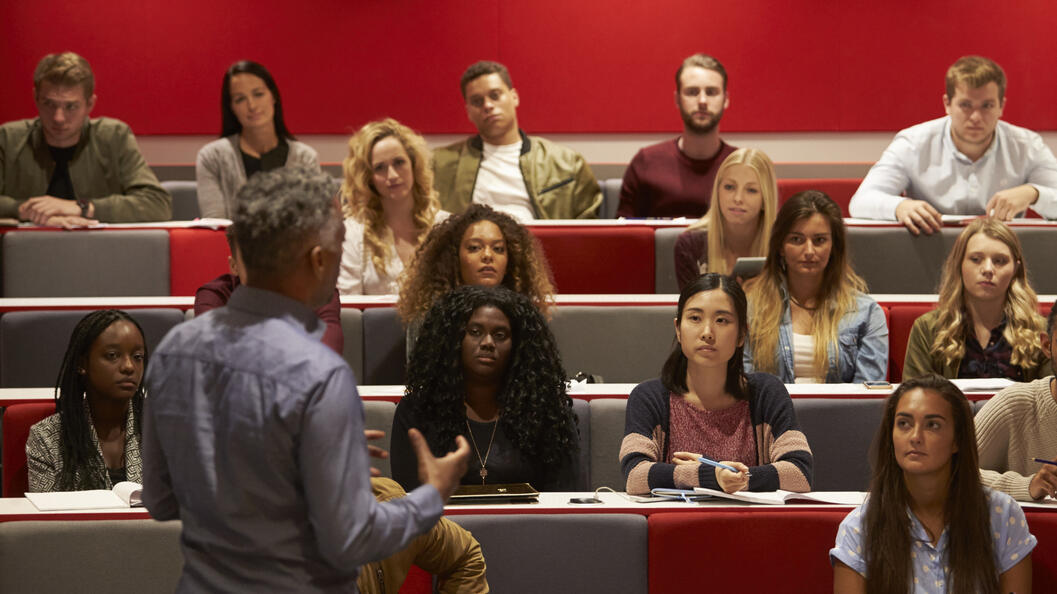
left=390, top=286, right=579, bottom=491
left=27, top=309, right=147, bottom=492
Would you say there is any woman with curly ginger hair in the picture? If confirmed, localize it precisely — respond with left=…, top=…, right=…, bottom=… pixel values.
left=831, top=375, right=1034, bottom=593
left=396, top=204, right=554, bottom=323
left=903, top=218, right=1050, bottom=380
left=338, top=118, right=447, bottom=295
left=390, top=286, right=579, bottom=491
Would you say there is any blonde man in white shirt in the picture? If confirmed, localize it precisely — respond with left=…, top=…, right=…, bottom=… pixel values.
left=849, top=56, right=1057, bottom=235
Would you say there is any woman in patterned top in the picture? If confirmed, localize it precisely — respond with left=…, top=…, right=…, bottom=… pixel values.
left=620, top=272, right=813, bottom=496
left=26, top=310, right=147, bottom=492
left=902, top=217, right=1050, bottom=381
left=831, top=374, right=1035, bottom=593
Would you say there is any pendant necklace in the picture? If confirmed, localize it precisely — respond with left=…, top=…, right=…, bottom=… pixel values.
left=466, top=418, right=499, bottom=484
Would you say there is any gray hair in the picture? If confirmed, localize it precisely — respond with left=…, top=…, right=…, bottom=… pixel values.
left=231, top=167, right=341, bottom=281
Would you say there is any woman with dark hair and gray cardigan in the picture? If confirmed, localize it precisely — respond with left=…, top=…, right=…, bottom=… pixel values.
left=195, top=60, right=320, bottom=218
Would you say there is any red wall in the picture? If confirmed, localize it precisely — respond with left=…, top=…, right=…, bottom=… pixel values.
left=2, top=0, right=1056, bottom=135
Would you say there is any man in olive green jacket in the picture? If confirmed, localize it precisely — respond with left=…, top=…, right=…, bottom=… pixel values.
left=0, top=52, right=170, bottom=227
left=433, top=61, right=601, bottom=220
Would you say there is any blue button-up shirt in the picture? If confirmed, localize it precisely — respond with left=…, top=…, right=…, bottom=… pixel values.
left=831, top=488, right=1036, bottom=593
left=142, top=286, right=441, bottom=592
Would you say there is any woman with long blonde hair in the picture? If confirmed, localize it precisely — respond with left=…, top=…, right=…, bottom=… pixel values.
left=673, top=148, right=778, bottom=290
left=903, top=218, right=1049, bottom=380
left=337, top=118, right=447, bottom=295
left=744, top=191, right=887, bottom=383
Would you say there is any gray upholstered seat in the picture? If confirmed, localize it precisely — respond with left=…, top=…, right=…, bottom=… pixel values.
left=161, top=180, right=201, bottom=221
left=362, top=307, right=406, bottom=385
left=571, top=398, right=591, bottom=491
left=589, top=398, right=628, bottom=491
left=846, top=226, right=954, bottom=294
left=654, top=227, right=684, bottom=294
left=450, top=513, right=647, bottom=594
left=2, top=230, right=170, bottom=297
left=793, top=398, right=886, bottom=491
left=0, top=308, right=185, bottom=388
left=340, top=308, right=364, bottom=382
left=364, top=399, right=396, bottom=478
left=549, top=306, right=673, bottom=383
left=0, top=520, right=183, bottom=592
left=598, top=178, right=622, bottom=219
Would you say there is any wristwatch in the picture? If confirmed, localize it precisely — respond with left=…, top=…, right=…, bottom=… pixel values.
left=76, top=197, right=91, bottom=218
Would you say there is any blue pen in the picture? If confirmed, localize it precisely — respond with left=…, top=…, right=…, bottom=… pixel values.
left=697, top=456, right=746, bottom=475
left=1033, top=457, right=1057, bottom=466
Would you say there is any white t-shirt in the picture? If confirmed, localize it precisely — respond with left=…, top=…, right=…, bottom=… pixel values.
left=472, top=140, right=535, bottom=222
left=792, top=332, right=823, bottom=384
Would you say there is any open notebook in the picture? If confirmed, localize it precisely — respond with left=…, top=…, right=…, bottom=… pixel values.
left=691, top=487, right=866, bottom=506
left=25, top=481, right=143, bottom=511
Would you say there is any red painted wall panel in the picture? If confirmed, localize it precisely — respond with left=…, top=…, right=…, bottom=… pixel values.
left=2, top=1, right=1055, bottom=134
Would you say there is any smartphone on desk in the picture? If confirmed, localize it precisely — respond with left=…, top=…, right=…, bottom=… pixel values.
left=863, top=380, right=892, bottom=390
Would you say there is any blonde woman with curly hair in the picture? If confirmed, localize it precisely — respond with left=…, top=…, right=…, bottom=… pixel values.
left=338, top=118, right=447, bottom=295
left=903, top=218, right=1050, bottom=380
left=673, top=148, right=778, bottom=290
left=397, top=204, right=554, bottom=324
left=744, top=191, right=888, bottom=383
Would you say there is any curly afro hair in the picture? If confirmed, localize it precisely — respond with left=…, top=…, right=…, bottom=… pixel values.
left=396, top=204, right=554, bottom=323
left=405, top=285, right=577, bottom=475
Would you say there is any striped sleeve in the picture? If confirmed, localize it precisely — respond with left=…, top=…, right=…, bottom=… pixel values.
left=747, top=373, right=813, bottom=492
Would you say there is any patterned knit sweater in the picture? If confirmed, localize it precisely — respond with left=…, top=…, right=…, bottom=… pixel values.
left=620, top=373, right=813, bottom=495
left=975, top=376, right=1057, bottom=501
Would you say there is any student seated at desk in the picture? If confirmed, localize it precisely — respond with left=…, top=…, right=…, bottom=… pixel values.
left=831, top=375, right=1035, bottom=593
left=396, top=204, right=554, bottom=324
left=27, top=310, right=147, bottom=492
left=338, top=118, right=449, bottom=295
left=673, top=148, right=778, bottom=290
left=903, top=218, right=1050, bottom=381
left=391, top=286, right=579, bottom=491
left=359, top=478, right=488, bottom=593
left=620, top=273, right=813, bottom=496
left=195, top=60, right=321, bottom=219
left=743, top=190, right=888, bottom=383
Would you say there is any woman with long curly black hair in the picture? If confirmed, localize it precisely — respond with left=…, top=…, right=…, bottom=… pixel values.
left=390, top=286, right=579, bottom=491
left=27, top=309, right=147, bottom=491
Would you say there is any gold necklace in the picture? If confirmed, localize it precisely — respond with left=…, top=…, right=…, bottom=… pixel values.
left=465, top=418, right=499, bottom=484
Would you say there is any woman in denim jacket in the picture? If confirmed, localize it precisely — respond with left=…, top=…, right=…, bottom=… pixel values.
left=744, top=191, right=888, bottom=383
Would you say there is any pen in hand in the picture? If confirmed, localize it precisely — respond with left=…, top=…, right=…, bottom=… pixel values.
left=1033, top=458, right=1057, bottom=466
left=698, top=456, right=751, bottom=477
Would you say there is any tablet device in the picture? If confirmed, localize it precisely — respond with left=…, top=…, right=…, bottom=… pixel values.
left=731, top=257, right=766, bottom=280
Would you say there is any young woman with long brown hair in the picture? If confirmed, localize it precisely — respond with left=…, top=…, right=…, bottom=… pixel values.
left=831, top=374, right=1035, bottom=593
left=743, top=190, right=887, bottom=383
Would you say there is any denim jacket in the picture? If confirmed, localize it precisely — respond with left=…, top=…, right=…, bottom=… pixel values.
left=744, top=289, right=888, bottom=383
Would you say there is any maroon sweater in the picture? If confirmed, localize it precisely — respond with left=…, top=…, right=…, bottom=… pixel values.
left=194, top=273, right=344, bottom=355
left=616, top=138, right=736, bottom=218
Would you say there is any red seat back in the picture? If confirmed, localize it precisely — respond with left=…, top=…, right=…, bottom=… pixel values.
left=169, top=228, right=231, bottom=296
left=2, top=402, right=57, bottom=497
left=529, top=226, right=655, bottom=294
left=777, top=179, right=862, bottom=217
left=888, top=304, right=936, bottom=382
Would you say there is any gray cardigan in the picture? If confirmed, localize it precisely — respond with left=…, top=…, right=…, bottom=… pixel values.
left=194, top=135, right=321, bottom=218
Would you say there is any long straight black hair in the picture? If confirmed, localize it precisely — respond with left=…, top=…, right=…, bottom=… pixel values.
left=661, top=272, right=749, bottom=400
left=220, top=60, right=295, bottom=140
